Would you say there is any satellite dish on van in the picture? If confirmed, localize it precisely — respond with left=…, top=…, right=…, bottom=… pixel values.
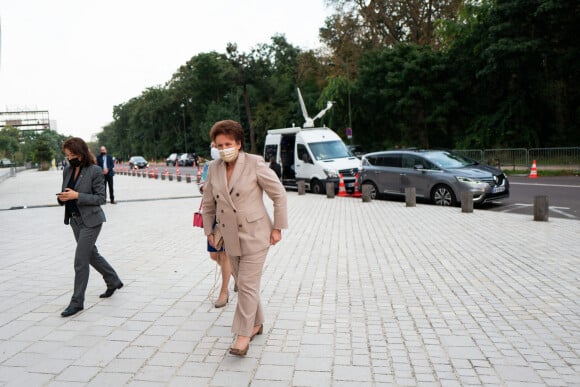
left=297, top=87, right=333, bottom=128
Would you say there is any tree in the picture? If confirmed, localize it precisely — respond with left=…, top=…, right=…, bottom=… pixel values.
left=445, top=0, right=580, bottom=147
left=0, top=127, right=20, bottom=159
left=356, top=44, right=456, bottom=150
left=322, top=0, right=463, bottom=49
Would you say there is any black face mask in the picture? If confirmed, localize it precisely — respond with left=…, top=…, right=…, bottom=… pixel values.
left=69, top=158, right=81, bottom=168
left=101, top=152, right=106, bottom=156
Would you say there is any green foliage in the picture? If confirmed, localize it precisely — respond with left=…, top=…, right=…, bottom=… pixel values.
left=0, top=127, right=20, bottom=157
left=0, top=128, right=66, bottom=165
left=93, top=1, right=578, bottom=158
left=355, top=44, right=457, bottom=151
left=445, top=0, right=579, bottom=148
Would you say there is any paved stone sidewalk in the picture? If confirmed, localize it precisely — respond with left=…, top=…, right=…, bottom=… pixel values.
left=0, top=170, right=578, bottom=386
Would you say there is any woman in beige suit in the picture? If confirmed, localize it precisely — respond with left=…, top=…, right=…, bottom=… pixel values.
left=202, top=120, right=287, bottom=356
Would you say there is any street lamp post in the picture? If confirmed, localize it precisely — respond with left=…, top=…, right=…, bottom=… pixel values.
left=180, top=103, right=188, bottom=153
left=345, top=60, right=352, bottom=144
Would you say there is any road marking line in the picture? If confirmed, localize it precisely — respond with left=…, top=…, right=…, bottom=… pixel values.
left=550, top=208, right=577, bottom=219
left=511, top=203, right=571, bottom=210
left=510, top=182, right=580, bottom=188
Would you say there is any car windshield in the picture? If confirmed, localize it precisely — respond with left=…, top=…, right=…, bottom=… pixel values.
left=133, top=157, right=146, bottom=162
left=308, top=140, right=351, bottom=160
left=423, top=152, right=477, bottom=169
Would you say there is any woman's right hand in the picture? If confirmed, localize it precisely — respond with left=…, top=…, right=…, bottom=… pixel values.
left=208, top=233, right=216, bottom=248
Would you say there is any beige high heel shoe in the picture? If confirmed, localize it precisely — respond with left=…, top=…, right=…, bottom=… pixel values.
left=229, top=344, right=249, bottom=356
left=214, top=292, right=229, bottom=308
left=250, top=324, right=263, bottom=341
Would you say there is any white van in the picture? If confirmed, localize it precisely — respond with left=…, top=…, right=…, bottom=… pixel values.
left=263, top=89, right=361, bottom=194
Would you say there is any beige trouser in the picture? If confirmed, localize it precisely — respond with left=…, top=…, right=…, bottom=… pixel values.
left=229, top=248, right=268, bottom=337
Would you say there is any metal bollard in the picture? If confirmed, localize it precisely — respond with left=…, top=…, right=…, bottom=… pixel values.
left=326, top=182, right=335, bottom=198
left=405, top=187, right=416, bottom=207
left=297, top=180, right=306, bottom=195
left=361, top=184, right=372, bottom=202
left=533, top=195, right=549, bottom=221
left=461, top=191, right=474, bottom=213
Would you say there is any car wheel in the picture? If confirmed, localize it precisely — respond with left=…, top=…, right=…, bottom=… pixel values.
left=310, top=179, right=324, bottom=194
left=431, top=184, right=456, bottom=206
left=362, top=181, right=379, bottom=200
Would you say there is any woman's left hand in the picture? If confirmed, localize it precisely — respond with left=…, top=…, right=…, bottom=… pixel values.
left=270, top=229, right=282, bottom=245
left=57, top=188, right=79, bottom=202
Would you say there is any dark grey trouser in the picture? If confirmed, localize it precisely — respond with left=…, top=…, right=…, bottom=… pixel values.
left=104, top=174, right=114, bottom=202
left=69, top=215, right=121, bottom=308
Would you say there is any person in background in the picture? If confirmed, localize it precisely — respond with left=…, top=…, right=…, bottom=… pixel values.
left=199, top=144, right=233, bottom=308
left=202, top=120, right=287, bottom=356
left=96, top=145, right=115, bottom=204
left=57, top=137, right=123, bottom=317
left=269, top=156, right=282, bottom=179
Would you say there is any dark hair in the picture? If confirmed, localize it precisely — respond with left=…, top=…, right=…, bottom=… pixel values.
left=209, top=120, right=244, bottom=149
left=62, top=137, right=96, bottom=167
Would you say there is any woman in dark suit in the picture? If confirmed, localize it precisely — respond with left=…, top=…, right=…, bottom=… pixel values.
left=57, top=137, right=123, bottom=317
left=202, top=120, right=288, bottom=356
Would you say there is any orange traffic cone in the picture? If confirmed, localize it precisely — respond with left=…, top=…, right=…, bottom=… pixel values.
left=337, top=173, right=349, bottom=197
left=175, top=163, right=180, bottom=176
left=529, top=159, right=538, bottom=178
left=351, top=173, right=362, bottom=198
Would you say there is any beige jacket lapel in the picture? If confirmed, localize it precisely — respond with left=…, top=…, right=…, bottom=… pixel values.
left=227, top=151, right=246, bottom=194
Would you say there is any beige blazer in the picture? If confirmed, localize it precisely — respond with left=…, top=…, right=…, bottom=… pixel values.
left=202, top=152, right=288, bottom=257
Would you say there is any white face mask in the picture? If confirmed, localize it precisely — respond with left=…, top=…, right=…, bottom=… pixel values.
left=210, top=147, right=220, bottom=160
left=219, top=147, right=238, bottom=162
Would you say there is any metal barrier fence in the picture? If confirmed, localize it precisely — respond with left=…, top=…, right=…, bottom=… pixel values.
left=453, top=147, right=580, bottom=171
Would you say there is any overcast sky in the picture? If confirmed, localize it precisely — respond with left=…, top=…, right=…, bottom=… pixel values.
left=0, top=0, right=331, bottom=141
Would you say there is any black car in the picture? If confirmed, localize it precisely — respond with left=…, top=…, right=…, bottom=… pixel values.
left=128, top=156, right=148, bottom=169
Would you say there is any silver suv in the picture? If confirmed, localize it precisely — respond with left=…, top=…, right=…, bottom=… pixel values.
left=359, top=150, right=509, bottom=205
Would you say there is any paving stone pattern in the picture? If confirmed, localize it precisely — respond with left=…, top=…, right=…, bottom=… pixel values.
left=0, top=169, right=578, bottom=386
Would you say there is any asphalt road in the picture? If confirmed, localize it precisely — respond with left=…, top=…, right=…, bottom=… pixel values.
left=127, top=163, right=580, bottom=221
left=483, top=175, right=580, bottom=220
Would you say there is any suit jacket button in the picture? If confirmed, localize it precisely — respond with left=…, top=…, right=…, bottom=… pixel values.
left=236, top=193, right=240, bottom=196
left=233, top=209, right=236, bottom=213
left=221, top=209, right=224, bottom=213
left=216, top=194, right=220, bottom=198
left=238, top=224, right=242, bottom=228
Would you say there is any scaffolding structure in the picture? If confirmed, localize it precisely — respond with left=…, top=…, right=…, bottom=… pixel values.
left=0, top=110, right=51, bottom=132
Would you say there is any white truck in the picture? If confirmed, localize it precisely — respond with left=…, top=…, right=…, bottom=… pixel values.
left=263, top=88, right=361, bottom=194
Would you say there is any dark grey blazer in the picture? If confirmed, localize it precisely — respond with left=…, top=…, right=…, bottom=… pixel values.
left=58, top=164, right=107, bottom=227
